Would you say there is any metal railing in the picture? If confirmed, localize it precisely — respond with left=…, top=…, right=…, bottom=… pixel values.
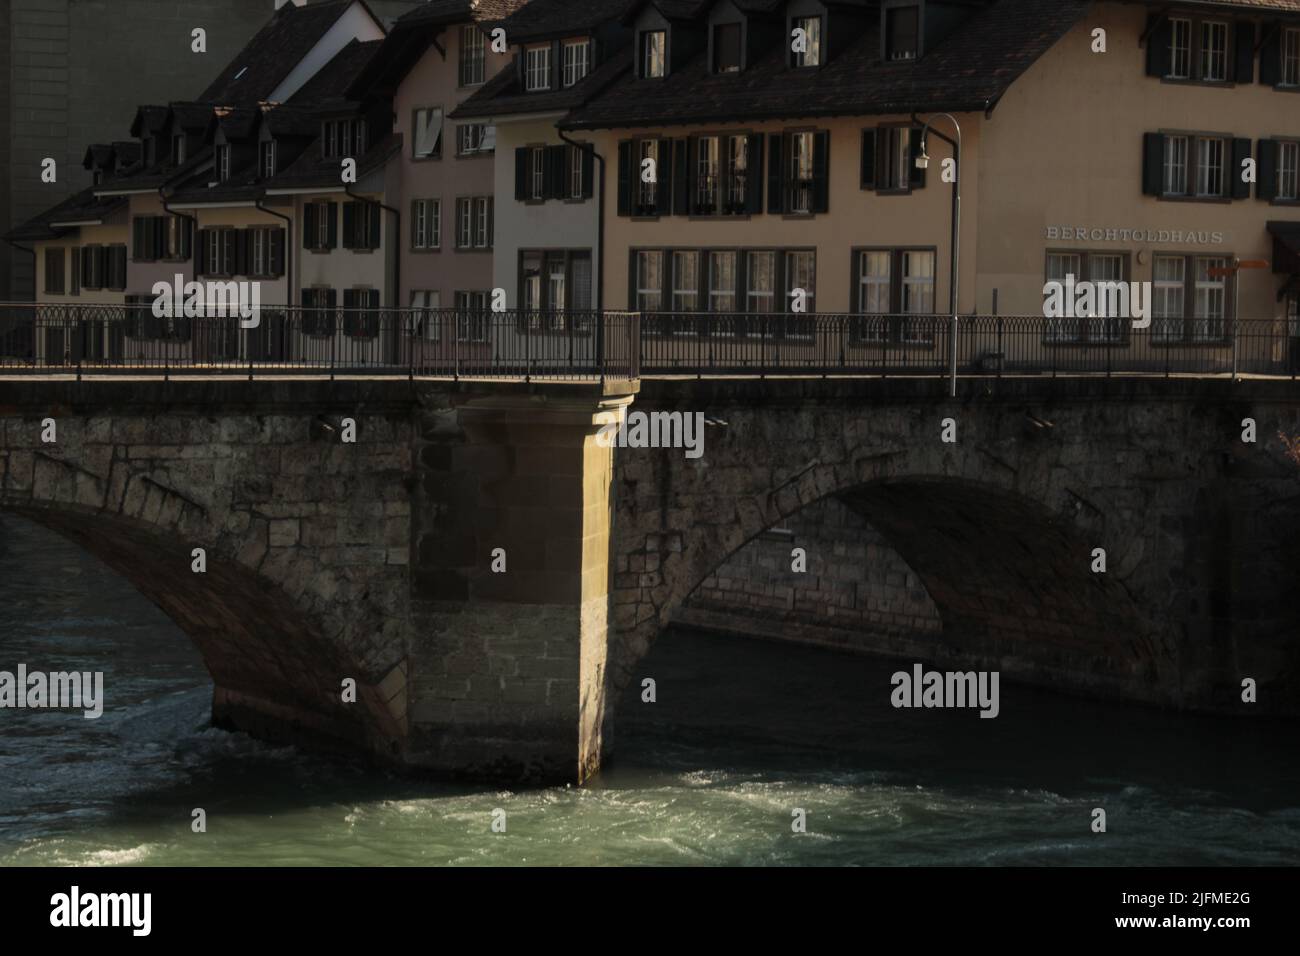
left=0, top=304, right=640, bottom=382
left=2, top=304, right=1298, bottom=382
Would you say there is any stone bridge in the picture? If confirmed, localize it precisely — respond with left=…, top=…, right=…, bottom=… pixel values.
left=1, top=376, right=1298, bottom=784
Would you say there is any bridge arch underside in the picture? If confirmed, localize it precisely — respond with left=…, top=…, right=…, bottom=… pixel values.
left=3, top=505, right=401, bottom=759
left=657, top=479, right=1168, bottom=706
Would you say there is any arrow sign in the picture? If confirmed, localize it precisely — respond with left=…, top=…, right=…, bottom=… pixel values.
left=1208, top=259, right=1271, bottom=278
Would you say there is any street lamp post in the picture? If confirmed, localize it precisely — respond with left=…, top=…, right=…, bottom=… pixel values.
left=913, top=113, right=962, bottom=398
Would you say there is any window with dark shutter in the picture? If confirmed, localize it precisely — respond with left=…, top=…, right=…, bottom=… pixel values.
left=714, top=23, right=741, bottom=73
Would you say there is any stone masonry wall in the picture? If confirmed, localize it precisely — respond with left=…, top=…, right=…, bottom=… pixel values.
left=677, top=495, right=943, bottom=653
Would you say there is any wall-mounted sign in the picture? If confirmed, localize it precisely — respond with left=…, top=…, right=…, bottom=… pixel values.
left=1045, top=226, right=1229, bottom=244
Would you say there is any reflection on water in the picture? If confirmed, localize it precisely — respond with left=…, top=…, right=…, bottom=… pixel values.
left=0, top=514, right=1297, bottom=866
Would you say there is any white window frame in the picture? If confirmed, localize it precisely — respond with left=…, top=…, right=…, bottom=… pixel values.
left=1279, top=141, right=1300, bottom=201
left=1200, top=21, right=1228, bottom=82
left=569, top=145, right=584, bottom=199
left=636, top=250, right=663, bottom=311
left=261, top=141, right=276, bottom=179
left=900, top=250, right=935, bottom=343
left=1153, top=255, right=1186, bottom=342
left=793, top=16, right=821, bottom=68
left=696, top=136, right=720, bottom=213
left=1169, top=18, right=1192, bottom=79
left=1193, top=256, right=1228, bottom=341
left=531, top=146, right=546, bottom=200
left=414, top=108, right=443, bottom=160
left=525, top=45, right=551, bottom=91
left=461, top=25, right=485, bottom=87
left=788, top=132, right=814, bottom=214
left=643, top=31, right=666, bottom=78
left=217, top=144, right=231, bottom=182
left=1163, top=134, right=1189, bottom=196
left=708, top=251, right=736, bottom=314
left=562, top=38, right=590, bottom=88
left=411, top=289, right=441, bottom=341
left=1195, top=136, right=1225, bottom=197
left=1284, top=28, right=1300, bottom=87
left=747, top=250, right=775, bottom=317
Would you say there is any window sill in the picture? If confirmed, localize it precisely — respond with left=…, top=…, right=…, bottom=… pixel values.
left=1156, top=195, right=1233, bottom=204
left=781, top=212, right=817, bottom=221
left=410, top=155, right=443, bottom=163
left=1270, top=197, right=1300, bottom=206
left=1159, top=77, right=1235, bottom=89
left=453, top=247, right=493, bottom=254
left=410, top=247, right=443, bottom=254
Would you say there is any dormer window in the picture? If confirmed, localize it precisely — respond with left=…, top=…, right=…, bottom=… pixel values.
left=216, top=144, right=231, bottom=182
left=714, top=23, right=741, bottom=73
left=93, top=169, right=103, bottom=187
left=792, top=16, right=821, bottom=68
left=642, top=31, right=666, bottom=78
left=322, top=118, right=366, bottom=159
left=885, top=5, right=920, bottom=61
left=173, top=134, right=186, bottom=163
left=525, top=44, right=551, bottom=91
left=562, top=39, right=591, bottom=87
left=261, top=141, right=276, bottom=178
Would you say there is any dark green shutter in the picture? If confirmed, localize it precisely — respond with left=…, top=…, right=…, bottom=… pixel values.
left=132, top=218, right=146, bottom=260
left=1231, top=139, right=1253, bottom=199
left=812, top=131, right=830, bottom=213
left=326, top=203, right=338, bottom=248
left=114, top=246, right=126, bottom=289
left=744, top=133, right=764, bottom=214
left=581, top=148, right=594, bottom=199
left=152, top=217, right=166, bottom=259
left=369, top=204, right=380, bottom=249
left=1146, top=14, right=1172, bottom=77
left=908, top=128, right=926, bottom=189
left=1261, top=22, right=1282, bottom=86
left=672, top=138, right=690, bottom=216
left=222, top=230, right=237, bottom=276
left=271, top=229, right=285, bottom=276
left=767, top=134, right=784, bottom=214
left=1234, top=22, right=1255, bottom=84
left=547, top=145, right=567, bottom=198
left=197, top=230, right=209, bottom=276
left=515, top=147, right=528, bottom=201
left=237, top=229, right=250, bottom=276
left=861, top=129, right=877, bottom=189
left=342, top=202, right=356, bottom=249
left=1258, top=139, right=1279, bottom=201
left=303, top=203, right=316, bottom=248
left=617, top=140, right=632, bottom=215
left=1141, top=133, right=1164, bottom=196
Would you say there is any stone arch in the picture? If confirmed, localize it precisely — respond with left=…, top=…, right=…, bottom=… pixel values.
left=610, top=382, right=1181, bottom=711
left=1, top=425, right=409, bottom=762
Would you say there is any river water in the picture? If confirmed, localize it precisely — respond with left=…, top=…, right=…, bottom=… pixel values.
left=0, top=514, right=1296, bottom=867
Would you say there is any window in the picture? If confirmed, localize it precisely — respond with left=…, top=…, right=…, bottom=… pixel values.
left=792, top=16, right=821, bottom=68
left=672, top=251, right=699, bottom=314
left=165, top=217, right=191, bottom=260
left=726, top=136, right=748, bottom=211
left=885, top=6, right=920, bottom=61
left=785, top=250, right=815, bottom=313
left=547, top=255, right=567, bottom=329
left=883, top=127, right=913, bottom=191
left=325, top=121, right=338, bottom=159
left=1044, top=251, right=1129, bottom=342
left=747, top=251, right=776, bottom=314
left=900, top=250, right=935, bottom=342
left=1158, top=133, right=1230, bottom=199
left=1279, top=141, right=1300, bottom=201
left=696, top=136, right=720, bottom=214
left=458, top=124, right=493, bottom=156
left=44, top=248, right=65, bottom=295
left=569, top=146, right=584, bottom=199
left=455, top=198, right=492, bottom=249
left=1200, top=21, right=1228, bottom=82
left=636, top=250, right=663, bottom=311
left=201, top=228, right=239, bottom=277
left=304, top=201, right=336, bottom=251
left=173, top=134, right=186, bottom=164
left=1193, top=256, right=1228, bottom=341
left=413, top=108, right=443, bottom=160
left=525, top=44, right=551, bottom=91
left=563, top=39, right=590, bottom=87
left=302, top=288, right=336, bottom=336
left=529, top=146, right=545, bottom=200
left=1163, top=134, right=1189, bottom=195
left=1196, top=136, right=1225, bottom=197
left=81, top=246, right=102, bottom=290
left=343, top=201, right=379, bottom=251
left=261, top=141, right=276, bottom=178
left=714, top=23, right=741, bottom=73
left=1284, top=28, right=1300, bottom=87
left=342, top=288, right=380, bottom=338
left=216, top=144, right=231, bottom=182
left=411, top=290, right=441, bottom=341
left=322, top=118, right=366, bottom=159
left=1090, top=253, right=1125, bottom=343
left=454, top=291, right=489, bottom=342
left=251, top=228, right=270, bottom=277
left=1153, top=255, right=1186, bottom=342
left=709, top=251, right=737, bottom=313
left=1152, top=254, right=1232, bottom=342
left=643, top=31, right=666, bottom=78
left=637, top=140, right=660, bottom=213
left=412, top=198, right=441, bottom=249
left=1169, top=18, right=1191, bottom=79
left=460, top=25, right=485, bottom=86
left=788, top=132, right=815, bottom=213
left=858, top=250, right=891, bottom=316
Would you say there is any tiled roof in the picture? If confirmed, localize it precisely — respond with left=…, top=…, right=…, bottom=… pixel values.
left=95, top=146, right=215, bottom=194
left=1151, top=0, right=1300, bottom=10
left=170, top=102, right=216, bottom=131
left=392, top=0, right=531, bottom=27
left=129, top=105, right=170, bottom=138
left=288, top=38, right=385, bottom=110
left=564, top=0, right=1089, bottom=129
left=198, top=0, right=366, bottom=106
left=501, top=0, right=638, bottom=42
left=3, top=187, right=127, bottom=242
left=263, top=132, right=403, bottom=192
left=452, top=46, right=632, bottom=118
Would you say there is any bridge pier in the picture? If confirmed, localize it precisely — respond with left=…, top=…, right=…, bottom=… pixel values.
left=407, top=390, right=635, bottom=783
